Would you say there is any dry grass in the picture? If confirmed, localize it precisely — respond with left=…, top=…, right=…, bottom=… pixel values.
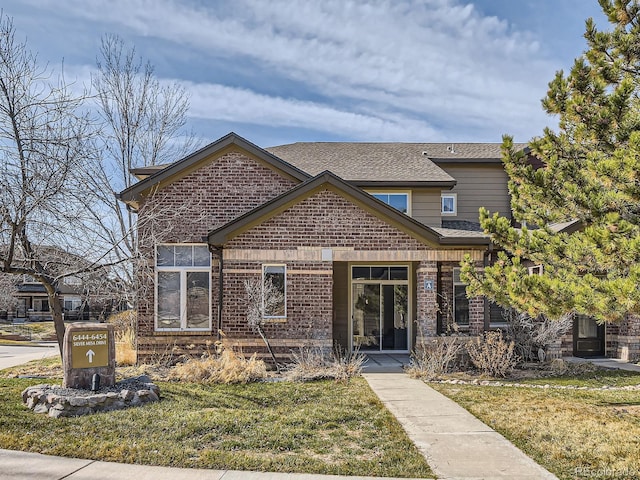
left=169, top=344, right=268, bottom=384
left=285, top=346, right=365, bottom=383
left=0, top=374, right=432, bottom=477
left=406, top=336, right=466, bottom=380
left=432, top=373, right=640, bottom=480
left=114, top=327, right=137, bottom=366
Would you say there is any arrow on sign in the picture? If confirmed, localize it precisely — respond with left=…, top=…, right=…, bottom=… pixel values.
left=86, top=349, right=95, bottom=363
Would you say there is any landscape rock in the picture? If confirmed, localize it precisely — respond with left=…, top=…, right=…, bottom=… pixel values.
left=21, top=377, right=160, bottom=418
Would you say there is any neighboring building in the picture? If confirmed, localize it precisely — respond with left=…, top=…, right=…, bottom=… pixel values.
left=118, top=133, right=640, bottom=362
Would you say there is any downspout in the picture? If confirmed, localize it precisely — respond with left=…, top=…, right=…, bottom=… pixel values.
left=436, top=261, right=442, bottom=334
left=209, top=244, right=224, bottom=340
left=482, top=242, right=494, bottom=331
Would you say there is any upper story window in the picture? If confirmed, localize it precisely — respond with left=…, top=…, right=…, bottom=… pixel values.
left=63, top=276, right=82, bottom=286
left=370, top=192, right=410, bottom=215
left=156, top=244, right=211, bottom=331
left=441, top=193, right=457, bottom=215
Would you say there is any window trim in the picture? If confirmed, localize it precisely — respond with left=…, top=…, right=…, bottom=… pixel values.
left=366, top=190, right=412, bottom=215
left=262, top=264, right=287, bottom=320
left=155, top=243, right=212, bottom=332
left=528, top=265, right=543, bottom=275
left=441, top=193, right=457, bottom=216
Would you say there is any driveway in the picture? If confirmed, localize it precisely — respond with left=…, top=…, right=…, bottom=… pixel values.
left=0, top=343, right=59, bottom=370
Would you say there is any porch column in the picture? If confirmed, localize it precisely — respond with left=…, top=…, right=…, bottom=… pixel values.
left=616, top=314, right=640, bottom=361
left=469, top=296, right=485, bottom=336
left=416, top=260, right=438, bottom=341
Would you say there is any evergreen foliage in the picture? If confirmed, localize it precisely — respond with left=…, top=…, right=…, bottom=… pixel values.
left=461, top=0, right=640, bottom=322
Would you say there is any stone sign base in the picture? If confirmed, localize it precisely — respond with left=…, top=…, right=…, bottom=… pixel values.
left=22, top=376, right=160, bottom=418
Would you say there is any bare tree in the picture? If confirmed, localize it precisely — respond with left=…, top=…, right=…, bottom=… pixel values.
left=0, top=13, right=113, bottom=351
left=88, top=34, right=198, bottom=300
left=0, top=272, right=17, bottom=314
left=244, top=277, right=284, bottom=372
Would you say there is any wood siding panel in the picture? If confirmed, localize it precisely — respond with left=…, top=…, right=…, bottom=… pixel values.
left=440, top=165, right=511, bottom=223
left=411, top=189, right=441, bottom=227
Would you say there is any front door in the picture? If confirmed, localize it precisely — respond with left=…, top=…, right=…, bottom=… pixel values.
left=573, top=314, right=605, bottom=357
left=351, top=266, right=409, bottom=352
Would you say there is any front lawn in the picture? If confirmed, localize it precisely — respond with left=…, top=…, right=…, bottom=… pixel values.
left=431, top=369, right=640, bottom=480
left=0, top=376, right=432, bottom=478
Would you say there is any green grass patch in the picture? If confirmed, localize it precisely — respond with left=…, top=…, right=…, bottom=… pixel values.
left=432, top=379, right=640, bottom=480
left=0, top=377, right=432, bottom=478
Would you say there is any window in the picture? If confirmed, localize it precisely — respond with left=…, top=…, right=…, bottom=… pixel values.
left=156, top=244, right=211, bottom=331
left=441, top=193, right=457, bottom=215
left=263, top=265, right=286, bottom=318
left=371, top=192, right=410, bottom=214
left=32, top=298, right=49, bottom=312
left=63, top=276, right=82, bottom=286
left=528, top=265, right=543, bottom=275
left=63, top=296, right=82, bottom=311
left=452, top=268, right=469, bottom=326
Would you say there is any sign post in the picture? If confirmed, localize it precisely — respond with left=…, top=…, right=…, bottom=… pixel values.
left=63, top=323, right=116, bottom=389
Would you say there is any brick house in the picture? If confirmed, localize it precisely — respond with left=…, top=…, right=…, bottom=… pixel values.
left=118, top=132, right=640, bottom=362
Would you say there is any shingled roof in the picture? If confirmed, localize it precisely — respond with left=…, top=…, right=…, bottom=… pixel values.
left=265, top=143, right=456, bottom=186
left=266, top=142, right=528, bottom=184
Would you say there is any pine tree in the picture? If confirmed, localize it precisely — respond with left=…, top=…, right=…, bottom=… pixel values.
left=461, top=0, right=640, bottom=323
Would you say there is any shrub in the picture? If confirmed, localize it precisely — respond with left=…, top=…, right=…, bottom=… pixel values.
left=108, top=310, right=137, bottom=366
left=286, top=345, right=365, bottom=383
left=107, top=310, right=136, bottom=332
left=169, top=342, right=267, bottom=384
left=406, top=336, right=465, bottom=380
left=505, top=310, right=572, bottom=362
left=466, top=331, right=517, bottom=377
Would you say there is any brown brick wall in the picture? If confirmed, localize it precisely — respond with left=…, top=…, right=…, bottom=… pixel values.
left=135, top=151, right=298, bottom=360
left=226, top=189, right=431, bottom=250
left=220, top=261, right=333, bottom=355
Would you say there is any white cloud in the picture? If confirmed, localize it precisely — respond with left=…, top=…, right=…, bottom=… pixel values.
left=18, top=0, right=560, bottom=141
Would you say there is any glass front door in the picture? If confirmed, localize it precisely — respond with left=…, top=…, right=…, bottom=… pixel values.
left=351, top=266, right=409, bottom=352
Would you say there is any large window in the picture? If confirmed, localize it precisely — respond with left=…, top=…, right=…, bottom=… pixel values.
left=156, top=244, right=211, bottom=331
left=263, top=265, right=286, bottom=318
left=452, top=268, right=469, bottom=327
left=371, top=192, right=410, bottom=214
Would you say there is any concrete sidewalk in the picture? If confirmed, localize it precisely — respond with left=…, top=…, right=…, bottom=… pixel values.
left=364, top=373, right=558, bottom=480
left=0, top=449, right=428, bottom=480
left=0, top=343, right=58, bottom=370
left=564, top=356, right=640, bottom=372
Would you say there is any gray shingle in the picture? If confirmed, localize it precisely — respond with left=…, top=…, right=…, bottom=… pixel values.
left=266, top=142, right=526, bottom=183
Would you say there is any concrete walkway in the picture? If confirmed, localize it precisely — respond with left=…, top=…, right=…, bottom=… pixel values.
left=364, top=373, right=558, bottom=480
left=0, top=343, right=59, bottom=370
left=564, top=356, right=640, bottom=372
left=0, top=449, right=428, bottom=480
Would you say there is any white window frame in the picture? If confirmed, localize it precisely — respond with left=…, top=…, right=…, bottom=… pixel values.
left=441, top=193, right=457, bottom=215
left=262, top=264, right=287, bottom=320
left=155, top=244, right=212, bottom=332
left=367, top=191, right=412, bottom=215
left=528, top=265, right=543, bottom=276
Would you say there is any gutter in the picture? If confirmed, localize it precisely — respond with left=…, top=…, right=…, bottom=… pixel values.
left=208, top=244, right=224, bottom=340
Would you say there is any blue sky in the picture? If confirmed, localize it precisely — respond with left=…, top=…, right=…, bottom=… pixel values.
left=3, top=0, right=609, bottom=147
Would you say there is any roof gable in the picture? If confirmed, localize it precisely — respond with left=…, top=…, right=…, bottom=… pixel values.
left=208, top=170, right=488, bottom=247
left=118, top=132, right=310, bottom=209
